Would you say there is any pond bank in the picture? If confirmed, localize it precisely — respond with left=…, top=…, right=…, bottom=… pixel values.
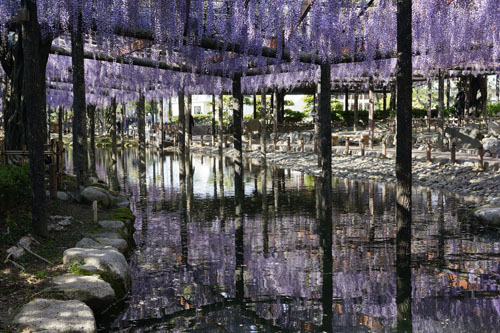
left=1, top=179, right=136, bottom=332
left=170, top=145, right=500, bottom=206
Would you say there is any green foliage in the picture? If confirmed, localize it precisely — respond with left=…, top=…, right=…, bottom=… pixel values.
left=193, top=114, right=213, bottom=125
left=113, top=207, right=136, bottom=223
left=487, top=103, right=500, bottom=116
left=0, top=164, right=31, bottom=209
left=412, top=108, right=429, bottom=118
left=284, top=109, right=307, bottom=123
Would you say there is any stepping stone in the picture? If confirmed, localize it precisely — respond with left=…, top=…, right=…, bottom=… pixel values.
left=43, top=274, right=115, bottom=312
left=13, top=298, right=96, bottom=332
left=63, top=248, right=130, bottom=289
left=92, top=231, right=124, bottom=240
left=98, top=220, right=127, bottom=234
left=474, top=206, right=500, bottom=225
left=78, top=265, right=98, bottom=273
left=76, top=237, right=128, bottom=254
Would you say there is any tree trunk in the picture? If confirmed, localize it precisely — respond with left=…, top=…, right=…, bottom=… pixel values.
left=396, top=0, right=413, bottom=331
left=71, top=5, right=88, bottom=187
left=111, top=97, right=117, bottom=162
left=318, top=64, right=332, bottom=178
left=260, top=89, right=266, bottom=155
left=233, top=76, right=243, bottom=185
left=88, top=105, right=96, bottom=177
left=22, top=0, right=53, bottom=237
left=1, top=27, right=27, bottom=152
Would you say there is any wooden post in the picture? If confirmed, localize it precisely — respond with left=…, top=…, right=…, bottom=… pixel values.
left=382, top=139, right=387, bottom=157
left=318, top=63, right=332, bottom=178
left=301, top=138, right=305, bottom=152
left=360, top=139, right=365, bottom=156
left=427, top=80, right=432, bottom=133
left=368, top=89, right=375, bottom=149
left=260, top=89, right=267, bottom=155
left=21, top=145, right=27, bottom=164
left=249, top=134, right=253, bottom=151
left=438, top=71, right=445, bottom=152
left=383, top=86, right=387, bottom=119
left=426, top=142, right=432, bottom=162
left=218, top=94, right=224, bottom=150
left=273, top=89, right=278, bottom=150
left=354, top=88, right=359, bottom=132
left=0, top=141, right=5, bottom=165
left=478, top=144, right=484, bottom=170
left=200, top=135, right=204, bottom=147
left=450, top=142, right=456, bottom=164
left=273, top=135, right=277, bottom=151
left=57, top=141, right=64, bottom=189
left=345, top=138, right=350, bottom=155
left=212, top=95, right=216, bottom=147
left=287, top=137, right=291, bottom=151
left=92, top=201, right=98, bottom=223
left=314, top=138, right=318, bottom=153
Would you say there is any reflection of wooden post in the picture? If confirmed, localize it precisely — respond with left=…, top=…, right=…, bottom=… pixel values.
left=360, top=138, right=365, bottom=156
left=478, top=144, right=484, bottom=170
left=345, top=138, right=350, bottom=155
left=426, top=142, right=432, bottom=162
left=273, top=136, right=277, bottom=150
left=450, top=142, right=456, bottom=164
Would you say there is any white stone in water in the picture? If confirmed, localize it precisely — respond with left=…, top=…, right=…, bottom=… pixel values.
left=13, top=299, right=96, bottom=333
left=474, top=206, right=500, bottom=225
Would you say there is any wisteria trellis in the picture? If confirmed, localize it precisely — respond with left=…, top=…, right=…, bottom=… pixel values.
left=1, top=0, right=499, bottom=108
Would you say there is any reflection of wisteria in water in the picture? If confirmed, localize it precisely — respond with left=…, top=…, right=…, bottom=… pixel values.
left=71, top=149, right=500, bottom=332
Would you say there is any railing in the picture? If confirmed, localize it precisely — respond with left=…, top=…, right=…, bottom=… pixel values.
left=0, top=139, right=65, bottom=197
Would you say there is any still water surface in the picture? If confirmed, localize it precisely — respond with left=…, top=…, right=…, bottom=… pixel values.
left=70, top=149, right=500, bottom=332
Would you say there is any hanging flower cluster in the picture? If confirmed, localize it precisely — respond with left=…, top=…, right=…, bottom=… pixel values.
left=1, top=0, right=500, bottom=103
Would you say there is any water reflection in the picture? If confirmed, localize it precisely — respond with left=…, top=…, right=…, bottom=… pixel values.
left=72, top=149, right=500, bottom=332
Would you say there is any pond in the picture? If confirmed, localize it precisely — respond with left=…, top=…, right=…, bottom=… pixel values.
left=70, top=148, right=500, bottom=332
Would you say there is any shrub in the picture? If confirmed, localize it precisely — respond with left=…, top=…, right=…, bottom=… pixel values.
left=0, top=164, right=30, bottom=209
left=487, top=103, right=500, bottom=117
left=284, top=109, right=307, bottom=123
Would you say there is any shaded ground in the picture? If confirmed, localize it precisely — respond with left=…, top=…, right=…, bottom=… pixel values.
left=0, top=198, right=114, bottom=330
